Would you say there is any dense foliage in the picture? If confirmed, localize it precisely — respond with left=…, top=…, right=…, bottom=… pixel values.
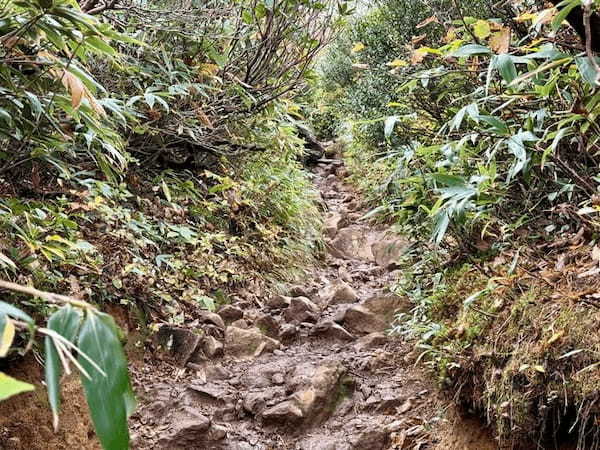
left=0, top=0, right=349, bottom=447
left=316, top=0, right=600, bottom=446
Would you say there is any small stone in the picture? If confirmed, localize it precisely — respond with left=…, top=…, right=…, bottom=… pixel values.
left=243, top=392, right=268, bottom=415
left=325, top=173, right=338, bottom=185
left=398, top=398, right=413, bottom=414
left=313, top=320, right=355, bottom=341
left=322, top=280, right=359, bottom=305
left=206, top=364, right=232, bottom=380
left=202, top=335, right=224, bottom=358
left=255, top=313, right=280, bottom=338
left=208, top=424, right=228, bottom=441
left=272, top=373, right=285, bottom=385
left=384, top=419, right=406, bottom=433
left=279, top=323, right=298, bottom=342
left=261, top=400, right=304, bottom=422
left=325, top=213, right=344, bottom=239
left=283, top=297, right=319, bottom=323
left=218, top=305, right=244, bottom=323
left=197, top=310, right=225, bottom=329
left=354, top=332, right=388, bottom=351
left=225, top=326, right=281, bottom=359
left=267, top=294, right=292, bottom=309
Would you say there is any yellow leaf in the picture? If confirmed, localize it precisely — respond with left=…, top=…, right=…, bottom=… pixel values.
left=387, top=59, right=408, bottom=68
left=351, top=42, right=365, bottom=53
left=411, top=48, right=427, bottom=65
left=473, top=20, right=491, bottom=40
left=444, top=27, right=458, bottom=43
left=516, top=12, right=537, bottom=23
left=0, top=318, right=15, bottom=357
left=63, top=71, right=85, bottom=109
left=547, top=331, right=564, bottom=345
left=533, top=365, right=546, bottom=374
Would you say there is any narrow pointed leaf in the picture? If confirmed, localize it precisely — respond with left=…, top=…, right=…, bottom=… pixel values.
left=78, top=311, right=136, bottom=450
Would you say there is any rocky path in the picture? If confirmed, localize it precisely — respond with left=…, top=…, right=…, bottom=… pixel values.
left=129, top=157, right=460, bottom=449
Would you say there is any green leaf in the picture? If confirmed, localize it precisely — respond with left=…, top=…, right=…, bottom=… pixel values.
left=85, top=36, right=116, bottom=56
left=0, top=301, right=33, bottom=324
left=431, top=174, right=465, bottom=187
left=576, top=56, right=600, bottom=85
left=78, top=311, right=135, bottom=450
left=45, top=305, right=82, bottom=429
left=551, top=0, right=579, bottom=32
left=0, top=372, right=34, bottom=401
left=451, top=44, right=491, bottom=57
left=495, top=54, right=517, bottom=83
left=477, top=115, right=510, bottom=135
left=473, top=20, right=491, bottom=40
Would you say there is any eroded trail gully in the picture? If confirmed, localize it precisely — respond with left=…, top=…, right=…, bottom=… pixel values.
left=130, top=157, right=494, bottom=450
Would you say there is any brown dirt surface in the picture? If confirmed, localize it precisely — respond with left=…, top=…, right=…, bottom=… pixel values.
left=0, top=356, right=99, bottom=450
left=128, top=155, right=500, bottom=450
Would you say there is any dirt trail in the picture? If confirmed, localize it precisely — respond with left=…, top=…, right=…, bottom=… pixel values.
left=130, top=157, right=497, bottom=450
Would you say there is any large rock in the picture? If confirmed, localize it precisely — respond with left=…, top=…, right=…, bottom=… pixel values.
left=282, top=361, right=348, bottom=425
left=202, top=335, right=224, bottom=358
left=342, top=306, right=387, bottom=335
left=224, top=326, right=281, bottom=359
left=158, top=409, right=211, bottom=447
left=363, top=293, right=410, bottom=324
left=348, top=426, right=389, bottom=450
left=371, top=234, right=409, bottom=270
left=218, top=305, right=244, bottom=323
left=283, top=296, right=319, bottom=323
left=325, top=212, right=345, bottom=239
left=354, top=332, right=388, bottom=351
left=330, top=226, right=375, bottom=261
left=266, top=294, right=291, bottom=309
left=155, top=326, right=202, bottom=366
left=321, top=280, right=358, bottom=305
left=289, top=285, right=311, bottom=298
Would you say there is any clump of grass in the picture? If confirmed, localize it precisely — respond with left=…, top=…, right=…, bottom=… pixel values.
left=399, top=255, right=600, bottom=449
